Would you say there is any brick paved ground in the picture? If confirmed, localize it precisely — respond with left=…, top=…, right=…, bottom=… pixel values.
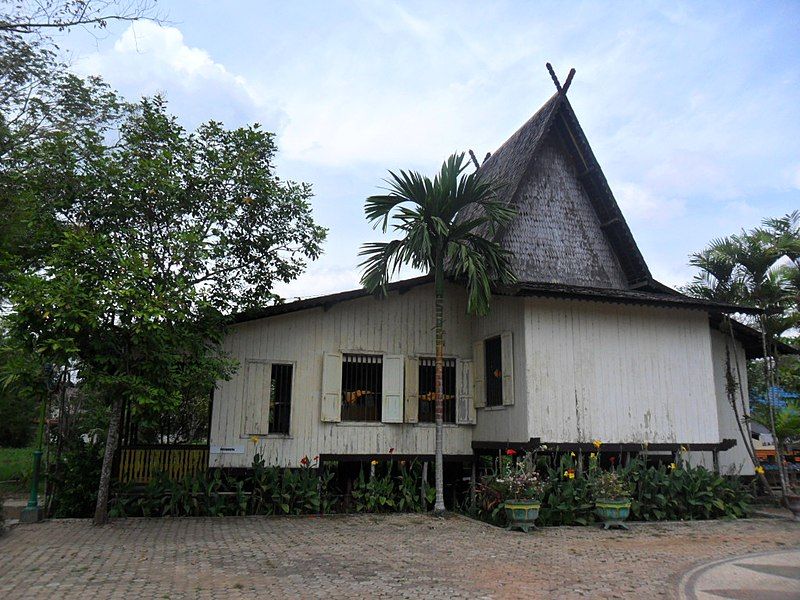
left=1, top=514, right=799, bottom=599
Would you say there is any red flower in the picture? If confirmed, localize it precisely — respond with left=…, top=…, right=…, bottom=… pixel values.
left=300, top=455, right=310, bottom=467
left=506, top=449, right=517, bottom=456
left=609, top=456, right=616, bottom=465
left=389, top=447, right=395, bottom=454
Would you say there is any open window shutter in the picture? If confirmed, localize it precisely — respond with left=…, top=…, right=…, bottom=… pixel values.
left=404, top=356, right=419, bottom=423
left=456, top=359, right=476, bottom=424
left=473, top=341, right=486, bottom=408
left=382, top=354, right=404, bottom=423
left=320, top=352, right=342, bottom=422
left=501, top=331, right=514, bottom=406
left=243, top=361, right=270, bottom=435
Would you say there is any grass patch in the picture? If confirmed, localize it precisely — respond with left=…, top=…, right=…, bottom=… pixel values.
left=0, top=447, right=37, bottom=494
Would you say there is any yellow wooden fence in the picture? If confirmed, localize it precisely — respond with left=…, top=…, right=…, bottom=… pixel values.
left=117, top=445, right=209, bottom=484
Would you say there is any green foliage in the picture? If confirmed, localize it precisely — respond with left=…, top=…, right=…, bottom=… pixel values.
left=352, top=461, right=430, bottom=513
left=482, top=452, right=545, bottom=502
left=109, top=454, right=334, bottom=519
left=359, top=152, right=516, bottom=315
left=50, top=440, right=104, bottom=518
left=590, top=470, right=632, bottom=500
left=472, top=454, right=751, bottom=528
left=625, top=460, right=751, bottom=521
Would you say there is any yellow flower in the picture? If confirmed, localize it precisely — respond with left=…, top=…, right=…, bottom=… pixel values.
left=540, top=444, right=548, bottom=450
left=371, top=460, right=379, bottom=466
left=592, top=439, right=602, bottom=449
left=250, top=435, right=259, bottom=444
left=755, top=466, right=765, bottom=475
left=570, top=451, right=576, bottom=457
left=590, top=453, right=597, bottom=459
left=668, top=462, right=677, bottom=470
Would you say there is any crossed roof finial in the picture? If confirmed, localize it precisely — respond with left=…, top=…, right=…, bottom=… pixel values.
left=546, top=63, right=576, bottom=95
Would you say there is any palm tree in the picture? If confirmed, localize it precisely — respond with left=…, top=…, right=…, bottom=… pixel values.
left=359, top=152, right=516, bottom=514
left=686, top=215, right=799, bottom=497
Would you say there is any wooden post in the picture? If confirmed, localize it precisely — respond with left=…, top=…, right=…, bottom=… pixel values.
left=577, top=451, right=584, bottom=474
left=470, top=458, right=477, bottom=511
left=421, top=461, right=428, bottom=510
left=712, top=451, right=720, bottom=475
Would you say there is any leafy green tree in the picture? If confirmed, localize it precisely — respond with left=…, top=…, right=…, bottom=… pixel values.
left=360, top=153, right=515, bottom=514
left=5, top=97, right=326, bottom=524
left=686, top=212, right=799, bottom=497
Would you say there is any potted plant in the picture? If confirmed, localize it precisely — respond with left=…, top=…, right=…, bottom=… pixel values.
left=485, top=450, right=545, bottom=532
left=591, top=470, right=632, bottom=530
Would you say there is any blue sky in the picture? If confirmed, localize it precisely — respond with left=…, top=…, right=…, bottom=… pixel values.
left=55, top=1, right=800, bottom=299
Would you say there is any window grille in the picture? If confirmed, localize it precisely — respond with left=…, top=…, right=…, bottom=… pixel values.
left=485, top=336, right=503, bottom=406
left=269, top=363, right=292, bottom=434
left=418, top=357, right=456, bottom=423
left=341, top=354, right=382, bottom=422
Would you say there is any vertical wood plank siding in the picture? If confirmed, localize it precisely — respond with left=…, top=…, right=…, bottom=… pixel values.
left=523, top=298, right=721, bottom=445
left=210, top=283, right=475, bottom=468
left=210, top=282, right=733, bottom=468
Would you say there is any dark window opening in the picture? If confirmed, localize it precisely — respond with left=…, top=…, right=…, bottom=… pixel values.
left=418, top=358, right=456, bottom=423
left=269, top=363, right=292, bottom=434
left=341, top=354, right=382, bottom=422
left=485, top=336, right=503, bottom=407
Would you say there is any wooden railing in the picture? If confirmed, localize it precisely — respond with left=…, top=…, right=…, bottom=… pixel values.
left=117, top=445, right=209, bottom=484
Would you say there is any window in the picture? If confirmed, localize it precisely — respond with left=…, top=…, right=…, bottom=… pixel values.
left=269, top=363, right=292, bottom=434
left=418, top=358, right=456, bottom=423
left=341, top=354, right=382, bottom=422
left=485, top=336, right=503, bottom=406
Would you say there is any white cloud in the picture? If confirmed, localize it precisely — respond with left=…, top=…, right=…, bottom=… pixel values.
left=74, top=22, right=284, bottom=130
left=613, top=181, right=685, bottom=222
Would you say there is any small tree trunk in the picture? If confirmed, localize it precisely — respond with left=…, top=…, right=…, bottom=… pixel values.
left=433, top=261, right=446, bottom=515
left=724, top=319, right=773, bottom=494
left=93, top=395, right=124, bottom=525
left=760, top=322, right=790, bottom=498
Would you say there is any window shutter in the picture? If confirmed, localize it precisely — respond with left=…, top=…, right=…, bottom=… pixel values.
left=382, top=354, right=404, bottom=423
left=404, top=356, right=419, bottom=423
left=456, top=359, right=476, bottom=424
left=321, top=352, right=342, bottom=422
left=473, top=340, right=486, bottom=408
left=243, top=361, right=270, bottom=435
left=501, top=331, right=514, bottom=406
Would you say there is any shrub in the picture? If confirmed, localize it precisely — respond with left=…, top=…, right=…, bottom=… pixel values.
left=483, top=451, right=545, bottom=502
left=50, top=440, right=104, bottom=518
left=538, top=453, right=595, bottom=526
left=590, top=470, right=632, bottom=500
left=352, top=460, right=431, bottom=513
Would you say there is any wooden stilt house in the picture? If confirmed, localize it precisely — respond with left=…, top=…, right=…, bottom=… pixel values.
left=208, top=74, right=787, bottom=481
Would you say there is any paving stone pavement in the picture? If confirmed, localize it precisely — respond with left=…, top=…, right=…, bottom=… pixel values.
left=0, top=514, right=799, bottom=599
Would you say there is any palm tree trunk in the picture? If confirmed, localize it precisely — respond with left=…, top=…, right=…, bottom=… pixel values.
left=433, top=259, right=446, bottom=515
left=760, top=319, right=790, bottom=498
left=93, top=394, right=124, bottom=525
left=724, top=318, right=773, bottom=494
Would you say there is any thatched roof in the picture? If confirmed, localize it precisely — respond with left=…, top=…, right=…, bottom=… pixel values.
left=459, top=91, right=653, bottom=291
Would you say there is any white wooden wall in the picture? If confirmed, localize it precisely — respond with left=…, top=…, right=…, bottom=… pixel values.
left=522, top=298, right=722, bottom=445
left=210, top=282, right=735, bottom=469
left=706, top=329, right=753, bottom=474
left=209, top=283, right=475, bottom=468
left=471, top=297, right=530, bottom=443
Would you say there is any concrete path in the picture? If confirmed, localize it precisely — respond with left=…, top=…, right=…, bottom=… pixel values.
left=0, top=514, right=799, bottom=599
left=679, top=549, right=800, bottom=600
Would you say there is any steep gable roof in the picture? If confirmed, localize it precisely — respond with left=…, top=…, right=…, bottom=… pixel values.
left=462, top=91, right=653, bottom=290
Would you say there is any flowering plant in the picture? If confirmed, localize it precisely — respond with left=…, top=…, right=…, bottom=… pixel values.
left=484, top=453, right=545, bottom=501
left=590, top=470, right=631, bottom=500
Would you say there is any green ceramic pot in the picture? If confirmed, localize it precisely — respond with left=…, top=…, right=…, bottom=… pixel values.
left=504, top=499, right=541, bottom=533
left=595, top=498, right=631, bottom=530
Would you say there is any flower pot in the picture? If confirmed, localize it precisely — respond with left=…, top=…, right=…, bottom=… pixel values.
left=595, top=498, right=631, bottom=530
left=504, top=499, right=541, bottom=533
left=785, top=494, right=800, bottom=522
